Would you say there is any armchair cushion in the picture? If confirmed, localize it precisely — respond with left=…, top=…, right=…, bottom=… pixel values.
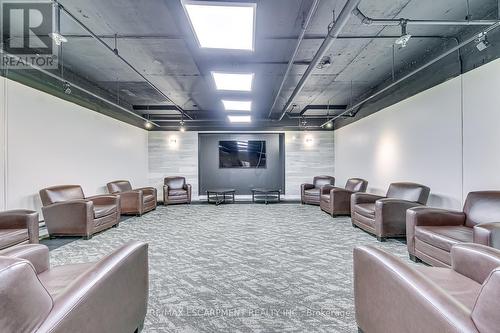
left=39, top=185, right=85, bottom=205
left=106, top=180, right=133, bottom=193
left=0, top=229, right=29, bottom=249
left=164, top=176, right=186, bottom=189
left=168, top=188, right=188, bottom=197
left=386, top=182, right=430, bottom=204
left=0, top=244, right=49, bottom=274
left=354, top=203, right=375, bottom=218
left=415, top=226, right=473, bottom=252
left=304, top=188, right=320, bottom=196
left=93, top=203, right=118, bottom=219
left=464, top=191, right=500, bottom=227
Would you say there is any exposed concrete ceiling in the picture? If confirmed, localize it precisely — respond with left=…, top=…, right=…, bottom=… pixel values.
left=9, top=0, right=500, bottom=130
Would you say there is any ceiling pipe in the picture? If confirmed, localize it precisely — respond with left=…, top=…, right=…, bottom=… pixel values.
left=267, top=0, right=321, bottom=118
left=0, top=51, right=160, bottom=128
left=353, top=7, right=500, bottom=26
left=276, top=0, right=362, bottom=122
left=321, top=22, right=500, bottom=127
left=53, top=1, right=193, bottom=120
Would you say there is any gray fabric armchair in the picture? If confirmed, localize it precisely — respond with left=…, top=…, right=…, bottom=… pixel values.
left=301, top=176, right=335, bottom=205
left=320, top=178, right=368, bottom=216
left=0, top=241, right=148, bottom=333
left=351, top=182, right=430, bottom=241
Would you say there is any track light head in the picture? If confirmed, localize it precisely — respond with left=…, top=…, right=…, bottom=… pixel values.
left=63, top=82, right=71, bottom=95
left=49, top=32, right=68, bottom=46
left=395, top=21, right=411, bottom=48
left=476, top=33, right=490, bottom=52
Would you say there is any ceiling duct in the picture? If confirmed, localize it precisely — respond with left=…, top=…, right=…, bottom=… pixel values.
left=276, top=0, right=362, bottom=121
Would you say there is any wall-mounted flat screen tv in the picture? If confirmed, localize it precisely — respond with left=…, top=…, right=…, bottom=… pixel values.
left=219, top=140, right=266, bottom=168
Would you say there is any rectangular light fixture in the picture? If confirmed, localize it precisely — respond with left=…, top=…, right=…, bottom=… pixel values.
left=212, top=72, right=254, bottom=91
left=183, top=1, right=256, bottom=51
left=228, top=115, right=251, bottom=123
left=222, top=100, right=252, bottom=111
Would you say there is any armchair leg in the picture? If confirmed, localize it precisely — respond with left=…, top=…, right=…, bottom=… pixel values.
left=49, top=235, right=57, bottom=240
left=358, top=328, right=364, bottom=333
left=83, top=235, right=93, bottom=240
left=135, top=320, right=145, bottom=333
left=409, top=254, right=420, bottom=263
left=352, top=223, right=357, bottom=228
left=376, top=236, right=386, bottom=242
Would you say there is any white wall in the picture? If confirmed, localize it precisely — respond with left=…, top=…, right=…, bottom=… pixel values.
left=335, top=58, right=500, bottom=210
left=148, top=131, right=335, bottom=199
left=1, top=78, right=149, bottom=214
left=462, top=59, right=500, bottom=197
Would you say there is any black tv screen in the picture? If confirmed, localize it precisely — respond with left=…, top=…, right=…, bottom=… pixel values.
left=219, top=140, right=266, bottom=168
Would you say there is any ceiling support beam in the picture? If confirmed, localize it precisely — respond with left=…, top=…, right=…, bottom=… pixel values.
left=353, top=7, right=500, bottom=26
left=276, top=0, right=362, bottom=122
left=321, top=22, right=500, bottom=127
left=267, top=0, right=320, bottom=118
left=53, top=0, right=193, bottom=120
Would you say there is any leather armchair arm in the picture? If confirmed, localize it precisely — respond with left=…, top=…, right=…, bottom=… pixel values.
left=351, top=192, right=385, bottom=205
left=36, top=241, right=149, bottom=333
left=300, top=183, right=314, bottom=203
left=135, top=187, right=156, bottom=196
left=42, top=200, right=94, bottom=237
left=406, top=207, right=466, bottom=227
left=184, top=184, right=192, bottom=203
left=473, top=222, right=500, bottom=249
left=86, top=194, right=119, bottom=206
left=375, top=198, right=423, bottom=237
left=321, top=184, right=336, bottom=195
left=0, top=210, right=39, bottom=243
left=354, top=246, right=479, bottom=333
left=0, top=244, right=49, bottom=274
left=406, top=207, right=466, bottom=256
left=451, top=243, right=500, bottom=284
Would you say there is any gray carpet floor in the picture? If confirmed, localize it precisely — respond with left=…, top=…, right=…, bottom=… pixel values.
left=47, top=204, right=413, bottom=333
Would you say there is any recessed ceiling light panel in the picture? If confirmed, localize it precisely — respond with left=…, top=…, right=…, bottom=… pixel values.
left=212, top=72, right=254, bottom=91
left=228, top=115, right=252, bottom=123
left=183, top=1, right=256, bottom=51
left=222, top=100, right=252, bottom=111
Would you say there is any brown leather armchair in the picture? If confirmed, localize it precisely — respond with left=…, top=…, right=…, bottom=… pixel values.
left=320, top=178, right=368, bottom=216
left=107, top=180, right=157, bottom=216
left=0, top=210, right=39, bottom=250
left=39, top=185, right=120, bottom=239
left=163, top=176, right=191, bottom=205
left=351, top=182, right=430, bottom=241
left=0, top=241, right=148, bottom=333
left=300, top=176, right=335, bottom=205
left=407, top=191, right=500, bottom=267
left=354, top=243, right=500, bottom=333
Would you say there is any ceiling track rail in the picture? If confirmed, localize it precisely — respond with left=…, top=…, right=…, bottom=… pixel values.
left=267, top=0, right=320, bottom=118
left=276, top=0, right=362, bottom=122
left=52, top=0, right=193, bottom=120
left=0, top=51, right=160, bottom=128
left=321, top=22, right=500, bottom=127
left=353, top=7, right=500, bottom=26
